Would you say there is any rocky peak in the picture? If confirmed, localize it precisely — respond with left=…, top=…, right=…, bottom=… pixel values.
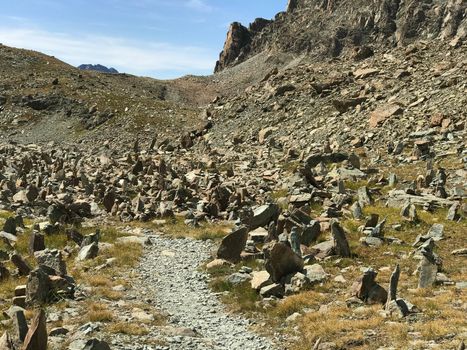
left=214, top=22, right=252, bottom=73
left=78, top=64, right=119, bottom=74
left=215, top=0, right=467, bottom=72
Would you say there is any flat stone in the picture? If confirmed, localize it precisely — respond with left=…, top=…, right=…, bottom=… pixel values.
left=369, top=104, right=403, bottom=128
left=251, top=270, right=271, bottom=290
left=259, top=283, right=284, bottom=298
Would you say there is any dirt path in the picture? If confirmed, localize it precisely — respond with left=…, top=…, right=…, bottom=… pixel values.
left=108, top=230, right=276, bottom=350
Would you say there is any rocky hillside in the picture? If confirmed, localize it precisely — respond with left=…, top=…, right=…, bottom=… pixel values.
left=0, top=44, right=222, bottom=146
left=215, top=0, right=467, bottom=72
left=0, top=1, right=466, bottom=350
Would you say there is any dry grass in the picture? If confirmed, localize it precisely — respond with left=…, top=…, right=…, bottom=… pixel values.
left=210, top=279, right=262, bottom=314
left=106, top=322, right=149, bottom=336
left=147, top=216, right=233, bottom=241
left=86, top=302, right=114, bottom=322
left=206, top=194, right=467, bottom=349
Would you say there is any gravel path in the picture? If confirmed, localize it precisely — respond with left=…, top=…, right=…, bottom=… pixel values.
left=131, top=232, right=276, bottom=350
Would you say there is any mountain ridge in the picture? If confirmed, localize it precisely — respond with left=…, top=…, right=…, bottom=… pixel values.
left=78, top=64, right=119, bottom=74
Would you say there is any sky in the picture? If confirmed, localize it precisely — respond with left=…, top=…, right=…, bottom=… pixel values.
left=0, top=1, right=286, bottom=79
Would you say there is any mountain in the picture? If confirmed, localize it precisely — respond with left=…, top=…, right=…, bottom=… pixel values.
left=215, top=0, right=466, bottom=72
left=0, top=2, right=466, bottom=350
left=78, top=63, right=119, bottom=74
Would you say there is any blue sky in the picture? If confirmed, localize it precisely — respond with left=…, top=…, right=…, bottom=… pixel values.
left=0, top=1, right=285, bottom=78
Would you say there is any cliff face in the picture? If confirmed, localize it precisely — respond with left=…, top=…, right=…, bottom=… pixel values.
left=215, top=0, right=467, bottom=72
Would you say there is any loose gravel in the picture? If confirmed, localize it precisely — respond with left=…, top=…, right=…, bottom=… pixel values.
left=110, top=231, right=276, bottom=350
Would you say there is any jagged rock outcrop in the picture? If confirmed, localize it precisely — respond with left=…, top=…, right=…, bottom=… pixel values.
left=78, top=64, right=119, bottom=74
left=215, top=0, right=467, bottom=72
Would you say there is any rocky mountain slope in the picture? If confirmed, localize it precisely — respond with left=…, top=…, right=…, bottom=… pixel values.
left=0, top=1, right=466, bottom=350
left=215, top=0, right=467, bottom=72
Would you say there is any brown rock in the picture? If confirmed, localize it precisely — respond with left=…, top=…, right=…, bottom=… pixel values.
left=22, top=309, right=47, bottom=350
left=430, top=114, right=444, bottom=127
left=265, top=242, right=304, bottom=282
left=352, top=268, right=388, bottom=304
left=11, top=254, right=32, bottom=276
left=215, top=22, right=251, bottom=73
left=217, top=226, right=248, bottom=263
left=369, top=104, right=403, bottom=128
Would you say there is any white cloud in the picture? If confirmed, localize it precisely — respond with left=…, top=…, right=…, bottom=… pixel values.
left=0, top=26, right=217, bottom=78
left=185, top=0, right=213, bottom=13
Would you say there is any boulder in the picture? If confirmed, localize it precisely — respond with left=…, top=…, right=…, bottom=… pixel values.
left=12, top=308, right=28, bottom=342
left=369, top=104, right=403, bottom=127
left=251, top=271, right=272, bottom=291
left=29, top=232, right=45, bottom=254
left=22, top=309, right=47, bottom=350
left=251, top=204, right=279, bottom=229
left=217, top=226, right=248, bottom=263
left=35, top=249, right=67, bottom=276
left=303, top=264, right=328, bottom=284
left=265, top=242, right=304, bottom=282
left=25, top=268, right=51, bottom=305
left=331, top=221, right=351, bottom=257
left=77, top=243, right=99, bottom=261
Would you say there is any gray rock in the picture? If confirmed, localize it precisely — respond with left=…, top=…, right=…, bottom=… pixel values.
left=77, top=243, right=99, bottom=261
left=446, top=202, right=460, bottom=221
left=351, top=201, right=363, bottom=220
left=301, top=220, right=321, bottom=246
left=259, top=283, right=284, bottom=298
left=35, top=249, right=67, bottom=276
left=303, top=264, right=327, bottom=284
left=290, top=227, right=302, bottom=257
left=357, top=187, right=372, bottom=207
left=12, top=307, right=28, bottom=342
left=26, top=268, right=51, bottom=305
left=418, top=256, right=438, bottom=288
left=29, top=232, right=45, bottom=254
left=227, top=272, right=251, bottom=285
left=251, top=204, right=279, bottom=229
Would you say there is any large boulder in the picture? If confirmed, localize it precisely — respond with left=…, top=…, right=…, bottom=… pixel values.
left=217, top=226, right=248, bottom=263
left=25, top=268, right=51, bottom=305
left=265, top=242, right=304, bottom=283
left=77, top=243, right=99, bottom=261
left=251, top=204, right=279, bottom=230
left=35, top=249, right=67, bottom=276
left=352, top=268, right=388, bottom=304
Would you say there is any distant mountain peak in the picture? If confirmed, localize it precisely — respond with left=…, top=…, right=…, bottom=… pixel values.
left=78, top=64, right=119, bottom=74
